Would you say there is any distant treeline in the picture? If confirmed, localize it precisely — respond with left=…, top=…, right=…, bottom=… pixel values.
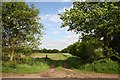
left=15, top=48, right=67, bottom=54
left=33, top=48, right=60, bottom=53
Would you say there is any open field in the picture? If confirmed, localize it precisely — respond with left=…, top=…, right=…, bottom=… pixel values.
left=2, top=2, right=120, bottom=79
left=31, top=53, right=72, bottom=60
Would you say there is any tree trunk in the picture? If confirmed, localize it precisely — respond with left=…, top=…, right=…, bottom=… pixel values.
left=10, top=49, right=14, bottom=61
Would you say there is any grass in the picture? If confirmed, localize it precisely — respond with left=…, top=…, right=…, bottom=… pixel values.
left=79, top=59, right=119, bottom=74
left=56, top=66, right=63, bottom=70
left=2, top=53, right=119, bottom=74
left=31, top=53, right=72, bottom=60
left=2, top=53, right=72, bottom=73
left=3, top=60, right=49, bottom=73
left=0, top=60, right=2, bottom=72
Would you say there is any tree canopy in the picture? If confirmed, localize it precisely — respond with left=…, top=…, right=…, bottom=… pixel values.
left=2, top=2, right=44, bottom=61
left=60, top=2, right=120, bottom=59
left=33, top=48, right=60, bottom=53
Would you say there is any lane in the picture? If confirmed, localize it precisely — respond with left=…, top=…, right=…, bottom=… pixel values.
left=2, top=68, right=119, bottom=78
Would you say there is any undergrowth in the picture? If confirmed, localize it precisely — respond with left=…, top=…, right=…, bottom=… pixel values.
left=79, top=59, right=119, bottom=74
left=2, top=54, right=119, bottom=74
left=2, top=58, right=49, bottom=73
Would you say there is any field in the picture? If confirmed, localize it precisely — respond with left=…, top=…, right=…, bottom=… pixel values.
left=2, top=2, right=120, bottom=79
left=2, top=53, right=119, bottom=78
left=31, top=53, right=72, bottom=60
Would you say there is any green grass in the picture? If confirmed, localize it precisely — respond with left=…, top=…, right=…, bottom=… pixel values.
left=79, top=59, right=119, bottom=74
left=2, top=53, right=119, bottom=74
left=2, top=53, right=72, bottom=73
left=31, top=53, right=72, bottom=60
left=56, top=66, right=63, bottom=70
left=3, top=60, right=49, bottom=73
left=0, top=60, right=2, bottom=72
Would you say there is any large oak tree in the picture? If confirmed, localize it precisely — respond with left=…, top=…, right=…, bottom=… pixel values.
left=2, top=2, right=44, bottom=61
left=60, top=2, right=120, bottom=59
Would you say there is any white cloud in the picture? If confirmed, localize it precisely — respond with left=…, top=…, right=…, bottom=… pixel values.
left=58, top=7, right=66, bottom=13
left=40, top=14, right=62, bottom=23
left=52, top=31, right=59, bottom=35
left=39, top=33, right=80, bottom=50
left=49, top=15, right=62, bottom=22
left=40, top=15, right=50, bottom=20
left=58, top=5, right=73, bottom=13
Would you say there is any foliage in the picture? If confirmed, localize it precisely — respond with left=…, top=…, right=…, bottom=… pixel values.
left=33, top=48, right=60, bottom=53
left=59, top=2, right=120, bottom=59
left=2, top=60, right=49, bottom=73
left=79, top=59, right=119, bottom=74
left=2, top=2, right=43, bottom=61
left=2, top=53, right=71, bottom=73
left=67, top=42, right=80, bottom=57
left=2, top=53, right=119, bottom=74
left=61, top=47, right=69, bottom=53
left=66, top=38, right=103, bottom=63
left=79, top=35, right=103, bottom=62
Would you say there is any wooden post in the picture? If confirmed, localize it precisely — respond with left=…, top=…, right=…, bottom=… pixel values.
left=45, top=55, right=48, bottom=61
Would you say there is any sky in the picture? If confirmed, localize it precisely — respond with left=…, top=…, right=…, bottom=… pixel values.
left=27, top=2, right=80, bottom=50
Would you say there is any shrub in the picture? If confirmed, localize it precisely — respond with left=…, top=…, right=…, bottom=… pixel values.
left=68, top=38, right=102, bottom=64
left=79, top=59, right=119, bottom=74
left=2, top=57, right=50, bottom=73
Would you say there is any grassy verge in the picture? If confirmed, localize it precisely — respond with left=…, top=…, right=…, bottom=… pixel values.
left=2, top=53, right=72, bottom=73
left=0, top=60, right=2, bottom=72
left=2, top=59, right=49, bottom=73
left=79, top=59, right=119, bottom=74
left=54, top=58, right=119, bottom=74
left=2, top=53, right=119, bottom=74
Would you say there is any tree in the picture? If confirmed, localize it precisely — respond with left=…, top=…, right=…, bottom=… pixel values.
left=61, top=47, right=69, bottom=53
left=67, top=38, right=102, bottom=63
left=52, top=49, right=59, bottom=53
left=68, top=42, right=80, bottom=57
left=2, top=2, right=43, bottom=61
left=59, top=2, right=120, bottom=59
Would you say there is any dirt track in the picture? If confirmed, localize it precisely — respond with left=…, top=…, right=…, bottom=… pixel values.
left=2, top=68, right=119, bottom=78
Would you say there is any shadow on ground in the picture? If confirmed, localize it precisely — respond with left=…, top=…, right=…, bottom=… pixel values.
left=33, top=56, right=82, bottom=69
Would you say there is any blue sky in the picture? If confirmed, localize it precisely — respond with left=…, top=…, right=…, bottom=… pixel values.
left=27, top=2, right=80, bottom=50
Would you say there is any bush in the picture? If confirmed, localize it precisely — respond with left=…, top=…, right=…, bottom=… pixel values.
left=79, top=59, right=119, bottom=74
left=68, top=37, right=102, bottom=63
left=2, top=59, right=49, bottom=73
